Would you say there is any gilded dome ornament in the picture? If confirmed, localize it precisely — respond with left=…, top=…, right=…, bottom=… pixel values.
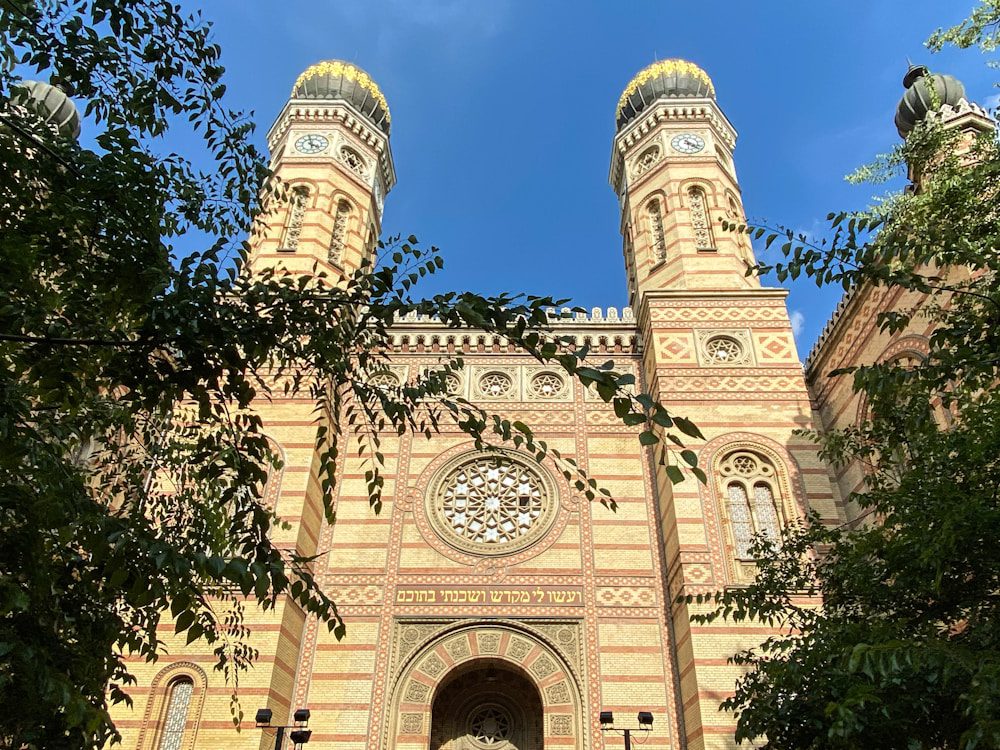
left=292, top=59, right=391, bottom=134
left=616, top=58, right=715, bottom=131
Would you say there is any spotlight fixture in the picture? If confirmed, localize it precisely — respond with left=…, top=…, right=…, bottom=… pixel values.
left=255, top=708, right=273, bottom=726
left=289, top=728, right=312, bottom=745
left=599, top=709, right=653, bottom=750
left=293, top=708, right=311, bottom=723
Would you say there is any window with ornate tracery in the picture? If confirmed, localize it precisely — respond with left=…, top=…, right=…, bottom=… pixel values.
left=719, top=450, right=784, bottom=559
left=157, top=677, right=194, bottom=750
left=327, top=199, right=351, bottom=264
left=339, top=145, right=367, bottom=176
left=687, top=187, right=714, bottom=250
left=647, top=200, right=667, bottom=262
left=281, top=187, right=309, bottom=251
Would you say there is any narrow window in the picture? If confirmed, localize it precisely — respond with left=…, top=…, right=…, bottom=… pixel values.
left=647, top=200, right=666, bottom=262
left=687, top=187, right=714, bottom=250
left=719, top=450, right=784, bottom=559
left=281, top=187, right=309, bottom=251
left=158, top=677, right=194, bottom=750
left=328, top=199, right=351, bottom=264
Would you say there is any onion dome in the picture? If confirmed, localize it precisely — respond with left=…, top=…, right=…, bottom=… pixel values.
left=894, top=64, right=966, bottom=137
left=292, top=60, right=390, bottom=135
left=15, top=80, right=81, bottom=139
left=617, top=59, right=715, bottom=131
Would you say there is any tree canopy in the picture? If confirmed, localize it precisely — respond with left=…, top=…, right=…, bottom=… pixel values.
left=0, top=2, right=701, bottom=747
left=699, top=4, right=1000, bottom=748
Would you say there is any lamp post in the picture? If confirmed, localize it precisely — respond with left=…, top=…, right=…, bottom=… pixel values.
left=599, top=710, right=653, bottom=750
left=255, top=707, right=313, bottom=750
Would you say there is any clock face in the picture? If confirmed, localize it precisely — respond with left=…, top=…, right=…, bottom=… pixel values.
left=294, top=133, right=329, bottom=154
left=671, top=133, right=706, bottom=154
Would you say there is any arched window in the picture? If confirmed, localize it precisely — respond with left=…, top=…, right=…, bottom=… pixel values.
left=687, top=186, right=714, bottom=250
left=623, top=227, right=637, bottom=293
left=719, top=450, right=783, bottom=559
left=328, top=199, right=351, bottom=264
left=647, top=199, right=666, bottom=262
left=281, top=186, right=309, bottom=251
left=157, top=677, right=194, bottom=750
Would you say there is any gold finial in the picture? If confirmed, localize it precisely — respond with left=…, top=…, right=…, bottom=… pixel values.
left=292, top=60, right=391, bottom=124
left=617, top=59, right=715, bottom=116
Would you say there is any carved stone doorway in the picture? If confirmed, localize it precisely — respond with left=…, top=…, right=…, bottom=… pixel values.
left=430, top=662, right=543, bottom=750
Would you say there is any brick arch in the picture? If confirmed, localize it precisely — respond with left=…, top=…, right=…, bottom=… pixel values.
left=134, top=661, right=208, bottom=750
left=697, top=432, right=810, bottom=587
left=855, top=334, right=933, bottom=426
left=385, top=622, right=585, bottom=750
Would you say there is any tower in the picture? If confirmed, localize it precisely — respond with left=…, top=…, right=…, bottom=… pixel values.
left=609, top=60, right=756, bottom=303
left=611, top=61, right=842, bottom=749
left=249, top=60, right=397, bottom=279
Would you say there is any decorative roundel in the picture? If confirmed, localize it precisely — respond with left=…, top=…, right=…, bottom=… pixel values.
left=369, top=371, right=401, bottom=389
left=468, top=704, right=513, bottom=748
left=427, top=453, right=558, bottom=556
left=478, top=371, right=513, bottom=398
left=445, top=373, right=463, bottom=395
left=704, top=335, right=744, bottom=364
left=528, top=372, right=565, bottom=399
left=670, top=132, right=705, bottom=154
left=294, top=133, right=329, bottom=154
left=720, top=450, right=776, bottom=480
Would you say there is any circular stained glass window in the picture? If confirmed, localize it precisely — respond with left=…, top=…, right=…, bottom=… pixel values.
left=468, top=704, right=513, bottom=748
left=428, top=453, right=558, bottom=556
left=704, top=335, right=745, bottom=364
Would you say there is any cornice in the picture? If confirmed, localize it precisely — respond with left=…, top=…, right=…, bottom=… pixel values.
left=385, top=307, right=640, bottom=354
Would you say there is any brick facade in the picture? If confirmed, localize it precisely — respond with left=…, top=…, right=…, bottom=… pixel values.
left=111, top=59, right=864, bottom=750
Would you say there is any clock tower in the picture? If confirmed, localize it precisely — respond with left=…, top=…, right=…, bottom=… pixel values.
left=248, top=60, right=396, bottom=281
left=609, top=59, right=756, bottom=303
left=609, top=61, right=829, bottom=749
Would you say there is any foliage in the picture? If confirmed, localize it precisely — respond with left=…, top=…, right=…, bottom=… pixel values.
left=0, top=1, right=702, bottom=747
left=698, top=5, right=1000, bottom=748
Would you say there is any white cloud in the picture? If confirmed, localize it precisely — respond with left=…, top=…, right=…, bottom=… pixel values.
left=985, top=93, right=1000, bottom=114
left=790, top=310, right=805, bottom=337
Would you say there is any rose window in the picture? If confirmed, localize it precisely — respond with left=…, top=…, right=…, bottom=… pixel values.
left=468, top=704, right=512, bottom=747
left=704, top=336, right=744, bottom=364
left=429, top=454, right=557, bottom=556
left=528, top=372, right=565, bottom=399
left=478, top=372, right=513, bottom=398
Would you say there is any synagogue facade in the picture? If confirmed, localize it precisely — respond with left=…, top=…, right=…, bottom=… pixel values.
left=112, top=58, right=993, bottom=750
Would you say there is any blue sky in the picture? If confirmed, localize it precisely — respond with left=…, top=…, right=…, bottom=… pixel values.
left=203, top=0, right=996, bottom=358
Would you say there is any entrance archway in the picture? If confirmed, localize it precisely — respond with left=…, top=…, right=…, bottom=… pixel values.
left=431, top=663, right=542, bottom=750
left=386, top=622, right=584, bottom=750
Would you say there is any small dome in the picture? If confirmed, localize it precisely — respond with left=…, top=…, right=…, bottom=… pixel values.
left=15, top=80, right=81, bottom=139
left=617, top=59, right=715, bottom=131
left=894, top=64, right=966, bottom=137
left=292, top=60, right=390, bottom=135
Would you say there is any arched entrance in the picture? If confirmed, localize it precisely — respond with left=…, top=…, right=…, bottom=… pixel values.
left=431, top=662, right=543, bottom=750
left=386, top=622, right=584, bottom=750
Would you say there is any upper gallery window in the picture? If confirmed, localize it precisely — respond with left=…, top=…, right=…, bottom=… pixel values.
left=718, top=449, right=784, bottom=559
left=280, top=186, right=309, bottom=251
